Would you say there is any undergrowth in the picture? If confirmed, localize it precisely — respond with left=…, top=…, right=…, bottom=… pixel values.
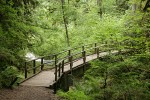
left=57, top=53, right=150, bottom=100
left=0, top=66, right=23, bottom=88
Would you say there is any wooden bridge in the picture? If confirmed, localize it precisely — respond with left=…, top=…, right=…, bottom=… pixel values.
left=20, top=43, right=120, bottom=92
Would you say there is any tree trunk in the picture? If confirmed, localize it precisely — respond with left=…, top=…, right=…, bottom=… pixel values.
left=97, top=0, right=103, bottom=19
left=143, top=0, right=150, bottom=11
left=61, top=0, right=70, bottom=47
left=132, top=3, right=137, bottom=13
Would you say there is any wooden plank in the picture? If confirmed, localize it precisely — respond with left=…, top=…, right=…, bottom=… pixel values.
left=21, top=50, right=119, bottom=87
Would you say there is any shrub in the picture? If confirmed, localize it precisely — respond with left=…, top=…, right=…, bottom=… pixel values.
left=0, top=66, right=20, bottom=88
left=57, top=89, right=90, bottom=100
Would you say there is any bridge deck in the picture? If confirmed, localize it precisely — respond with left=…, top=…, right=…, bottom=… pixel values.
left=20, top=51, right=116, bottom=87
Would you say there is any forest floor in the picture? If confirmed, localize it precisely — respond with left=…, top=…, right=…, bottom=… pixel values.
left=0, top=86, right=61, bottom=100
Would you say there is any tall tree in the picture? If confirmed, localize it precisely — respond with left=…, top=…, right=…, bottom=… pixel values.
left=0, top=0, right=39, bottom=70
left=97, top=0, right=103, bottom=18
left=61, top=0, right=70, bottom=47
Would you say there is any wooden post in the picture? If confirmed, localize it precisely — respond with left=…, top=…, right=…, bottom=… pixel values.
left=82, top=46, right=84, bottom=51
left=68, top=50, right=71, bottom=62
left=63, top=73, right=69, bottom=92
left=95, top=43, right=97, bottom=54
left=41, top=57, right=44, bottom=70
left=97, top=47, right=99, bottom=58
left=82, top=51, right=86, bottom=72
left=82, top=45, right=86, bottom=61
left=62, top=60, right=64, bottom=73
left=69, top=56, right=73, bottom=74
left=54, top=83, right=57, bottom=94
left=55, top=55, right=57, bottom=81
left=33, top=60, right=36, bottom=74
left=25, top=62, right=27, bottom=78
left=58, top=63, right=61, bottom=77
left=55, top=65, right=58, bottom=81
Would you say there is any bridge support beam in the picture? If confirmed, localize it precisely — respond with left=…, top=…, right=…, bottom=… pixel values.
left=52, top=63, right=90, bottom=93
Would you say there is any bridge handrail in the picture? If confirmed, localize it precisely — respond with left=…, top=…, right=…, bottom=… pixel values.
left=24, top=43, right=116, bottom=79
left=54, top=45, right=100, bottom=82
left=25, top=43, right=99, bottom=63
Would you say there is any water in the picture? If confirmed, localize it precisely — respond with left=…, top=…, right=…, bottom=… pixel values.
left=25, top=52, right=37, bottom=60
left=25, top=52, right=54, bottom=64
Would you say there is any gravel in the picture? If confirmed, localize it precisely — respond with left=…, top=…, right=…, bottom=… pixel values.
left=0, top=86, right=61, bottom=100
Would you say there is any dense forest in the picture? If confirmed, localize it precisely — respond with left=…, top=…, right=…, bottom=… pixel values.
left=0, top=0, right=150, bottom=99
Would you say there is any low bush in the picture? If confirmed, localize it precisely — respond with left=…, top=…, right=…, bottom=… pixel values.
left=0, top=66, right=21, bottom=88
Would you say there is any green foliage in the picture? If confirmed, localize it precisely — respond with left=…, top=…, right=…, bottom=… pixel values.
left=57, top=89, right=89, bottom=100
left=0, top=0, right=40, bottom=87
left=31, top=0, right=126, bottom=56
left=0, top=0, right=149, bottom=93
left=31, top=0, right=150, bottom=56
left=58, top=53, right=150, bottom=100
left=0, top=66, right=20, bottom=88
left=121, top=8, right=150, bottom=52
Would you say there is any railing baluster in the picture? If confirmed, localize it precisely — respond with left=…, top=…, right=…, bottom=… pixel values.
left=95, top=43, right=97, bottom=54
left=68, top=50, right=71, bottom=62
left=55, top=55, right=57, bottom=81
left=82, top=46, right=85, bottom=59
left=25, top=62, right=27, bottom=78
left=97, top=47, right=99, bottom=58
left=33, top=60, right=36, bottom=74
left=58, top=63, right=61, bottom=77
left=41, top=57, right=44, bottom=70
left=82, top=50, right=86, bottom=72
left=62, top=60, right=64, bottom=73
left=69, top=56, right=73, bottom=74
left=55, top=65, right=58, bottom=81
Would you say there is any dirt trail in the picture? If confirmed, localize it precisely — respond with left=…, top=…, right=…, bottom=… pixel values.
left=0, top=86, right=61, bottom=100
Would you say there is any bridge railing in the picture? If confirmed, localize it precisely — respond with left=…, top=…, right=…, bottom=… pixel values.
left=54, top=43, right=102, bottom=82
left=24, top=43, right=117, bottom=80
left=24, top=54, right=55, bottom=79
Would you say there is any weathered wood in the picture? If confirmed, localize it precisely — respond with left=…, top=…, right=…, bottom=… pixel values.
left=55, top=65, right=58, bottom=81
left=22, top=43, right=114, bottom=86
left=82, top=46, right=85, bottom=72
left=21, top=50, right=121, bottom=92
left=55, top=55, right=58, bottom=81
left=25, top=62, right=27, bottom=78
left=41, top=57, right=44, bottom=70
left=24, top=43, right=101, bottom=78
left=63, top=73, right=69, bottom=92
left=68, top=49, right=71, bottom=62
left=82, top=51, right=86, bottom=72
left=62, top=60, right=64, bottom=73
left=95, top=43, right=97, bottom=53
left=58, top=63, right=61, bottom=77
left=33, top=60, right=36, bottom=74
left=69, top=56, right=73, bottom=74
left=97, top=47, right=99, bottom=58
